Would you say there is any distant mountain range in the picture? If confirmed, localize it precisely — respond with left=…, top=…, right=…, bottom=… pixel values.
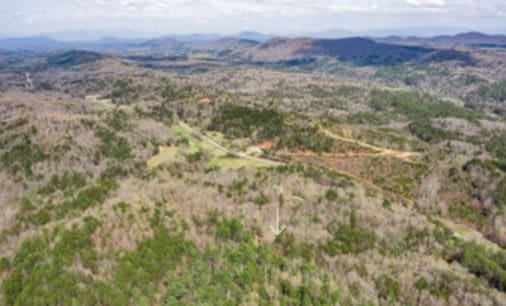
left=0, top=31, right=276, bottom=51
left=39, top=36, right=479, bottom=67
left=0, top=32, right=503, bottom=66
left=1, top=31, right=504, bottom=51
left=304, top=27, right=475, bottom=39
left=34, top=30, right=159, bottom=42
left=0, top=36, right=145, bottom=52
left=0, top=37, right=68, bottom=51
left=376, top=32, right=506, bottom=48
left=134, top=32, right=506, bottom=65
left=15, top=26, right=502, bottom=41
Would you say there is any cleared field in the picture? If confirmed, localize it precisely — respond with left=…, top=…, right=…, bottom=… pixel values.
left=148, top=123, right=277, bottom=170
left=147, top=146, right=179, bottom=168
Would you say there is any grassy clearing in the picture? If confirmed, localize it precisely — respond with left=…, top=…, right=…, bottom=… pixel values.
left=147, top=146, right=179, bottom=168
left=148, top=124, right=270, bottom=170
left=172, top=124, right=225, bottom=155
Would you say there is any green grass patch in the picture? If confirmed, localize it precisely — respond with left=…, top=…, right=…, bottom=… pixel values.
left=147, top=146, right=179, bottom=168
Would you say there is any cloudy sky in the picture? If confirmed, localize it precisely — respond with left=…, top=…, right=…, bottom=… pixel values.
left=1, top=0, right=505, bottom=36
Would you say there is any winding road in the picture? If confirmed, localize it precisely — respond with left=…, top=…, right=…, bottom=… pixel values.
left=320, top=126, right=420, bottom=163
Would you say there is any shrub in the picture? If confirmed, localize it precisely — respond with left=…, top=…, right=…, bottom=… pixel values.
left=408, top=120, right=455, bottom=143
left=32, top=208, right=51, bottom=225
left=1, top=135, right=46, bottom=176
left=449, top=201, right=485, bottom=227
left=48, top=179, right=118, bottom=221
left=37, top=172, right=87, bottom=196
left=254, top=193, right=269, bottom=206
left=275, top=232, right=315, bottom=261
left=106, top=109, right=130, bottom=131
left=0, top=257, right=10, bottom=272
left=375, top=274, right=401, bottom=303
left=415, top=272, right=455, bottom=300
left=186, top=150, right=204, bottom=163
left=486, top=134, right=506, bottom=161
left=325, top=188, right=339, bottom=201
left=479, top=81, right=506, bottom=102
left=346, top=111, right=397, bottom=125
left=453, top=241, right=506, bottom=291
left=100, top=163, right=130, bottom=180
left=495, top=178, right=506, bottom=210
left=71, top=179, right=118, bottom=211
left=94, top=128, right=132, bottom=160
left=216, top=218, right=250, bottom=243
left=2, top=118, right=29, bottom=135
left=324, top=218, right=376, bottom=255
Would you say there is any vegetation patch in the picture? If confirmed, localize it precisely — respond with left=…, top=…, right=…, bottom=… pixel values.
left=479, top=80, right=506, bottom=102
left=94, top=127, right=132, bottom=160
left=276, top=125, right=334, bottom=153
left=369, top=89, right=481, bottom=121
left=324, top=213, right=377, bottom=255
left=210, top=104, right=335, bottom=152
left=208, top=104, right=285, bottom=140
left=2, top=217, right=102, bottom=305
left=452, top=241, right=506, bottom=292
left=46, top=50, right=105, bottom=67
left=1, top=135, right=46, bottom=177
left=408, top=120, right=456, bottom=143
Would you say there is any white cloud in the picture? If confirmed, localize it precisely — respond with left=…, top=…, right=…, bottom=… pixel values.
left=329, top=4, right=378, bottom=13
left=1, top=0, right=505, bottom=34
left=405, top=0, right=445, bottom=7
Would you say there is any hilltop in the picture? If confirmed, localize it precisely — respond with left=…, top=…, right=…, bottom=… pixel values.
left=378, top=32, right=506, bottom=48
left=46, top=50, right=107, bottom=67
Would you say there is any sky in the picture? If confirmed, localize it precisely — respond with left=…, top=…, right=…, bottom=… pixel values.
left=0, top=0, right=505, bottom=36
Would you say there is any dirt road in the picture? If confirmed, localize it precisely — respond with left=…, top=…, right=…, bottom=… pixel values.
left=320, top=126, right=420, bottom=163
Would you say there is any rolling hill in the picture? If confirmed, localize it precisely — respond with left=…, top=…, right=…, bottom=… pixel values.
left=46, top=50, right=107, bottom=67
left=240, top=37, right=435, bottom=65
left=378, top=32, right=506, bottom=48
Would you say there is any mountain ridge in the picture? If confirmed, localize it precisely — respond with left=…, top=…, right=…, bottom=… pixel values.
left=377, top=31, right=506, bottom=47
